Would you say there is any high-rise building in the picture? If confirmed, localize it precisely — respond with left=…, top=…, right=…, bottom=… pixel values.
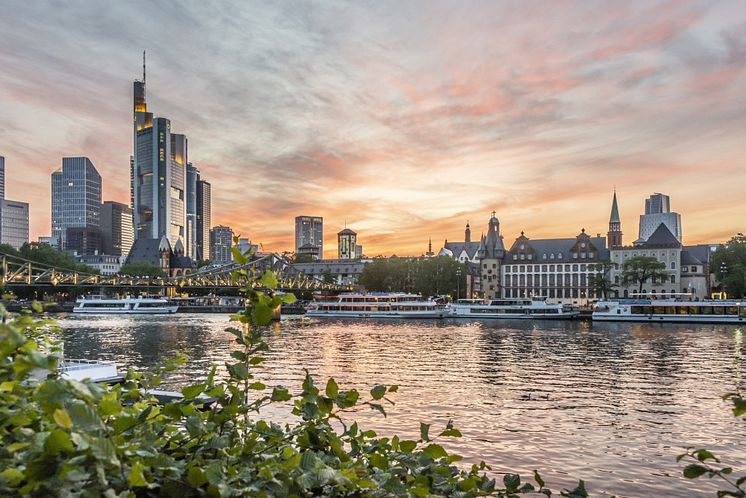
left=185, top=163, right=198, bottom=260
left=607, top=190, right=623, bottom=248
left=210, top=225, right=233, bottom=265
left=65, top=226, right=103, bottom=256
left=295, top=216, right=323, bottom=257
left=51, top=157, right=102, bottom=249
left=337, top=228, right=357, bottom=259
left=0, top=155, right=5, bottom=200
left=0, top=199, right=29, bottom=249
left=638, top=192, right=682, bottom=243
left=131, top=54, right=188, bottom=249
left=196, top=176, right=211, bottom=261
left=101, top=201, right=134, bottom=257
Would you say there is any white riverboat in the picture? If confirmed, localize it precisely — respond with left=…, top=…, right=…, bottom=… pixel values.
left=593, top=297, right=746, bottom=323
left=307, top=293, right=447, bottom=319
left=448, top=298, right=579, bottom=319
left=73, top=296, right=178, bottom=314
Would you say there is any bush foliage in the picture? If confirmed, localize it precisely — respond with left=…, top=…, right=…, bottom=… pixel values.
left=0, top=247, right=583, bottom=497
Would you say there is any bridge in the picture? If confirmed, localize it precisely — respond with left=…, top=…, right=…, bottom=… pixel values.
left=0, top=252, right=348, bottom=292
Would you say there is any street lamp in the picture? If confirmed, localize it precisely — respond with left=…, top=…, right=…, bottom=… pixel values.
left=456, top=267, right=462, bottom=301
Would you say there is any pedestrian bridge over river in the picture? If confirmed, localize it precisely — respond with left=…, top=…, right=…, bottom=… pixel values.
left=0, top=252, right=348, bottom=292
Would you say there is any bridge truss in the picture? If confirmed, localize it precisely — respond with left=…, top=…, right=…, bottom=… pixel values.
left=0, top=252, right=347, bottom=292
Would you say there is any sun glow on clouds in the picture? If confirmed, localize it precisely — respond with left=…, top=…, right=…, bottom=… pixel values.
left=0, top=0, right=745, bottom=256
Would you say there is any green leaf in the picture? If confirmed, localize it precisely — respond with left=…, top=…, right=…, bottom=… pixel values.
left=439, top=428, right=462, bottom=437
left=504, top=473, right=521, bottom=491
left=683, top=464, right=709, bottom=479
left=271, top=386, right=291, bottom=402
left=248, top=382, right=266, bottom=390
left=534, top=470, right=545, bottom=488
left=422, top=443, right=447, bottom=459
left=182, top=383, right=206, bottom=399
left=732, top=397, right=746, bottom=417
left=0, top=468, right=24, bottom=486
left=694, top=449, right=719, bottom=463
left=45, top=429, right=74, bottom=454
left=420, top=422, right=430, bottom=442
left=127, top=461, right=147, bottom=487
left=187, top=466, right=207, bottom=488
left=388, top=385, right=399, bottom=393
left=53, top=408, right=72, bottom=429
left=370, top=385, right=386, bottom=400
left=326, top=378, right=339, bottom=398
left=259, top=270, right=278, bottom=290
left=252, top=302, right=273, bottom=325
left=400, top=440, right=417, bottom=453
left=227, top=363, right=249, bottom=380
left=281, top=293, right=297, bottom=304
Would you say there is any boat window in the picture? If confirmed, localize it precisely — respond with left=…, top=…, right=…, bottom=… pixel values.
left=741, top=307, right=746, bottom=317
left=631, top=306, right=644, bottom=314
left=665, top=306, right=676, bottom=314
left=700, top=306, right=712, bottom=315
left=677, top=307, right=689, bottom=315
left=653, top=306, right=665, bottom=315
left=727, top=306, right=739, bottom=316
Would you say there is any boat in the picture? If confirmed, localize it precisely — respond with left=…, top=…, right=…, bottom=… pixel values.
left=592, top=295, right=746, bottom=323
left=73, top=295, right=178, bottom=314
left=59, top=358, right=125, bottom=383
left=307, top=293, right=447, bottom=319
left=448, top=298, right=579, bottom=319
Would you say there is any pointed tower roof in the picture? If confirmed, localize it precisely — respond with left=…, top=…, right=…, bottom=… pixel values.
left=609, top=190, right=620, bottom=223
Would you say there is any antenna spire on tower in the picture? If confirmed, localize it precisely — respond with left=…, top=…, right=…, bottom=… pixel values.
left=143, top=50, right=146, bottom=84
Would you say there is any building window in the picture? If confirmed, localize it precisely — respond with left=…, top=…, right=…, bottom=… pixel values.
left=542, top=253, right=547, bottom=259
left=513, top=255, right=517, bottom=261
left=671, top=262, right=676, bottom=269
left=671, top=275, right=675, bottom=283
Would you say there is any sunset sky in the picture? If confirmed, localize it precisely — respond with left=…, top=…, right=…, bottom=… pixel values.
left=1, top=1, right=744, bottom=257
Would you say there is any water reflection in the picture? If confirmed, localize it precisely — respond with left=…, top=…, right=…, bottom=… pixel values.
left=59, top=314, right=746, bottom=497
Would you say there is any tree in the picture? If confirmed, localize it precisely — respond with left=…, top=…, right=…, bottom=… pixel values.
left=294, top=253, right=315, bottom=264
left=711, top=233, right=746, bottom=298
left=621, top=256, right=668, bottom=295
left=358, top=256, right=467, bottom=297
left=589, top=261, right=617, bottom=299
left=119, top=261, right=166, bottom=277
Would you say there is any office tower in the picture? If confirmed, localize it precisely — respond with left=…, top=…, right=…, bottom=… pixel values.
left=131, top=54, right=187, bottom=248
left=337, top=228, right=357, bottom=259
left=196, top=175, right=211, bottom=261
left=638, top=192, right=682, bottom=243
left=185, top=163, right=197, bottom=259
left=65, top=226, right=103, bottom=255
left=0, top=155, right=5, bottom=200
left=295, top=216, right=323, bottom=257
left=210, top=225, right=233, bottom=264
left=0, top=199, right=29, bottom=249
left=51, top=157, right=102, bottom=249
left=101, top=201, right=134, bottom=257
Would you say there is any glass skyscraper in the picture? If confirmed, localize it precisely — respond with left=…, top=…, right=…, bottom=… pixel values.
left=131, top=60, right=188, bottom=249
left=51, top=157, right=102, bottom=249
left=295, top=216, right=323, bottom=257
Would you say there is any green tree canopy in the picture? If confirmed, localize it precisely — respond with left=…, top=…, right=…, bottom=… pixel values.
left=119, top=261, right=166, bottom=277
left=621, top=256, right=668, bottom=294
left=1, top=242, right=98, bottom=274
left=358, top=256, right=467, bottom=297
left=711, top=234, right=746, bottom=298
left=589, top=261, right=617, bottom=299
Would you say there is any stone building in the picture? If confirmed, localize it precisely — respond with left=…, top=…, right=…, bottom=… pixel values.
left=478, top=212, right=505, bottom=299
left=125, top=236, right=195, bottom=277
left=501, top=229, right=609, bottom=304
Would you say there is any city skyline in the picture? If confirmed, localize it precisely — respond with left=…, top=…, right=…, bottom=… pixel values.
left=1, top=1, right=745, bottom=255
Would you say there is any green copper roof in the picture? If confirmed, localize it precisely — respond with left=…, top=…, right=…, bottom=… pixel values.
left=609, top=191, right=620, bottom=223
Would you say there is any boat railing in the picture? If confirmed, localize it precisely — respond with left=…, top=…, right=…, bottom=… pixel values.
left=60, top=359, right=117, bottom=372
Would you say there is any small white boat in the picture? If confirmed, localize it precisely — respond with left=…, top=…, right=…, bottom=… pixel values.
left=59, top=359, right=125, bottom=383
left=73, top=295, right=178, bottom=314
left=448, top=298, right=579, bottom=319
left=593, top=297, right=746, bottom=323
left=307, top=293, right=447, bottom=319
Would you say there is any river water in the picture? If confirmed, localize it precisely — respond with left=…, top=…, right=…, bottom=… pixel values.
left=58, top=314, right=746, bottom=497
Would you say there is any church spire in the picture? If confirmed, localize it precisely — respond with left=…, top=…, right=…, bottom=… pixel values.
left=607, top=189, right=623, bottom=248
left=465, top=220, right=471, bottom=243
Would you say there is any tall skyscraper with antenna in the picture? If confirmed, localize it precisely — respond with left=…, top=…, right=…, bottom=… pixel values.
left=131, top=51, right=189, bottom=249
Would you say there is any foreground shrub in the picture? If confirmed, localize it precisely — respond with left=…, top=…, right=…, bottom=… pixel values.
left=0, top=260, right=587, bottom=497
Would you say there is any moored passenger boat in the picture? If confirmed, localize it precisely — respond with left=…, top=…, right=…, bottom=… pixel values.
left=307, top=293, right=447, bottom=319
left=593, top=296, right=746, bottom=323
left=448, top=298, right=579, bottom=319
left=73, top=296, right=178, bottom=314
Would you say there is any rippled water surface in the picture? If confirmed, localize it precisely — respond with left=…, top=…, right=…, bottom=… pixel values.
left=59, top=314, right=746, bottom=497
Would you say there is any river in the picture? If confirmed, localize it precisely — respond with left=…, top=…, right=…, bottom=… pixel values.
left=58, top=314, right=746, bottom=497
